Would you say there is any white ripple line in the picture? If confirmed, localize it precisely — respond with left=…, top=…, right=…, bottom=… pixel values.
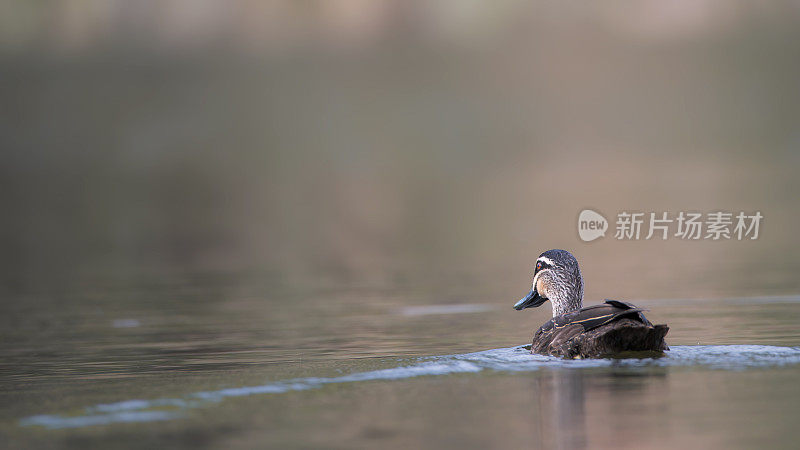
left=19, top=345, right=800, bottom=429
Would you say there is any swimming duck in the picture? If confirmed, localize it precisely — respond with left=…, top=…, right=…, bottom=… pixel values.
left=513, top=249, right=669, bottom=359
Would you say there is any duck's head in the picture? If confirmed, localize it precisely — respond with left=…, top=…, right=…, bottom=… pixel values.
left=513, top=249, right=584, bottom=317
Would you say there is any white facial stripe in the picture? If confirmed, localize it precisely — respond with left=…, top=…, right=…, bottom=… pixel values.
left=537, top=256, right=556, bottom=266
left=532, top=256, right=555, bottom=292
left=531, top=267, right=548, bottom=291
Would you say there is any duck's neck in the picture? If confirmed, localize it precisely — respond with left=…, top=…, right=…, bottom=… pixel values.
left=551, top=277, right=584, bottom=317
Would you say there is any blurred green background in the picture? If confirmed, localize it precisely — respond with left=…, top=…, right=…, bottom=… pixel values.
left=3, top=1, right=799, bottom=303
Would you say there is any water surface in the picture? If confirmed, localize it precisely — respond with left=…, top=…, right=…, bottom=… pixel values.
left=3, top=272, right=800, bottom=449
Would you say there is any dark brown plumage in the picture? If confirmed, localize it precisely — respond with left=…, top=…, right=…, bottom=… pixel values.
left=530, top=300, right=669, bottom=359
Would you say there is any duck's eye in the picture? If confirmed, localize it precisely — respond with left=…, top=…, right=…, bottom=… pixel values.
left=536, top=262, right=542, bottom=271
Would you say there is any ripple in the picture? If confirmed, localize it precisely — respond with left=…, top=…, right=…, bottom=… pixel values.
left=20, top=345, right=800, bottom=429
left=398, top=304, right=494, bottom=316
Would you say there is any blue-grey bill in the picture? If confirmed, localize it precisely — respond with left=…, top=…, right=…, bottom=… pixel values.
left=513, top=289, right=547, bottom=310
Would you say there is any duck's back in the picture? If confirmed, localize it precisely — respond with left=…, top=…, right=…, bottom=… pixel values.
left=531, top=300, right=669, bottom=358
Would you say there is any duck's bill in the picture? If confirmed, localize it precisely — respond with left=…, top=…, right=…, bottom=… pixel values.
left=513, top=289, right=548, bottom=310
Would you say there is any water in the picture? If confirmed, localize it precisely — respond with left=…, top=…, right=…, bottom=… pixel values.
left=3, top=270, right=800, bottom=449
left=17, top=345, right=800, bottom=430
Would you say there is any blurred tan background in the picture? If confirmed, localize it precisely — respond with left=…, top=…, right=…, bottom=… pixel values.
left=2, top=1, right=799, bottom=303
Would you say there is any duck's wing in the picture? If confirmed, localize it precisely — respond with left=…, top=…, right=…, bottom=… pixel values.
left=603, top=299, right=642, bottom=310
left=537, top=300, right=649, bottom=334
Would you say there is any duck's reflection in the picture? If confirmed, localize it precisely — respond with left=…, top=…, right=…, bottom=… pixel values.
left=531, top=369, right=587, bottom=449
left=531, top=366, right=668, bottom=449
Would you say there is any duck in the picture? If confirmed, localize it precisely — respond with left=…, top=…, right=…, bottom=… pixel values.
left=513, top=249, right=669, bottom=359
